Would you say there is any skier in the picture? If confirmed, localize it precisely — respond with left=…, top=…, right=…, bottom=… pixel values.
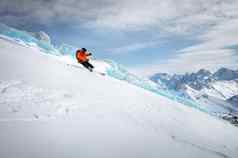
left=76, top=48, right=94, bottom=72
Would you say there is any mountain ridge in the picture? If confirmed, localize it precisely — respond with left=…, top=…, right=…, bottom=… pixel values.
left=150, top=68, right=238, bottom=124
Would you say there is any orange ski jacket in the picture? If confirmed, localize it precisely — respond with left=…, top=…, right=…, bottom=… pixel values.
left=76, top=50, right=90, bottom=63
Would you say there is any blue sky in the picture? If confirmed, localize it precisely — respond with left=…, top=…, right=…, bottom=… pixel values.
left=1, top=0, right=238, bottom=76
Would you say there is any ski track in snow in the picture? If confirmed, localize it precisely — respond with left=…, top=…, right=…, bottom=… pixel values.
left=171, top=136, right=231, bottom=158
left=121, top=107, right=232, bottom=158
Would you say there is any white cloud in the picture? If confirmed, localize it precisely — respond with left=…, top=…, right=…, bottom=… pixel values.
left=90, top=0, right=238, bottom=33
left=0, top=0, right=112, bottom=26
left=106, top=41, right=159, bottom=54
left=2, top=0, right=238, bottom=34
left=130, top=49, right=238, bottom=76
left=133, top=18, right=238, bottom=76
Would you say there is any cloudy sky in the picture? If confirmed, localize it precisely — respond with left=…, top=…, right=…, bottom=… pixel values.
left=1, top=0, right=238, bottom=76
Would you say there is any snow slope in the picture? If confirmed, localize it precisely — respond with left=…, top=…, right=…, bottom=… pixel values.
left=1, top=38, right=238, bottom=158
left=1, top=23, right=200, bottom=115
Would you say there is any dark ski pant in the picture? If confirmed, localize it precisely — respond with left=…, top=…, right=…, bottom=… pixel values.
left=80, top=61, right=94, bottom=71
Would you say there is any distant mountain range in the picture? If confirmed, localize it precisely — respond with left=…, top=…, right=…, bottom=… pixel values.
left=150, top=68, right=238, bottom=119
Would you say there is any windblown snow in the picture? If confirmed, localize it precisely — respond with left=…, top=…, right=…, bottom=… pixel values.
left=0, top=38, right=238, bottom=158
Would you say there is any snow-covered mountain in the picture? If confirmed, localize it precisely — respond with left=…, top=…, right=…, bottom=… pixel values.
left=30, top=31, right=51, bottom=44
left=214, top=68, right=238, bottom=81
left=150, top=68, right=238, bottom=118
left=1, top=23, right=238, bottom=158
left=227, top=95, right=238, bottom=107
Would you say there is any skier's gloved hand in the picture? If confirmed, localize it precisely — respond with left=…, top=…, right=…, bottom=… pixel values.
left=87, top=53, right=92, bottom=56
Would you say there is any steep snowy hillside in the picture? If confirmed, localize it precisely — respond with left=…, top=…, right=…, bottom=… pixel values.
left=1, top=37, right=238, bottom=158
left=0, top=23, right=207, bottom=116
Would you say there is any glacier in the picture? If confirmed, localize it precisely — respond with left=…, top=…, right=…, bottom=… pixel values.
left=0, top=23, right=223, bottom=116
left=0, top=23, right=60, bottom=55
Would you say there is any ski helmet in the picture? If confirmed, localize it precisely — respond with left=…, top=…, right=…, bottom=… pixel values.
left=81, top=48, right=87, bottom=52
